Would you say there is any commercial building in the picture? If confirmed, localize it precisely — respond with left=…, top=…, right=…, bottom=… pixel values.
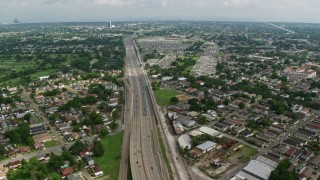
left=196, top=141, right=216, bottom=153
left=178, top=134, right=192, bottom=149
left=198, top=126, right=221, bottom=137
left=233, top=159, right=275, bottom=180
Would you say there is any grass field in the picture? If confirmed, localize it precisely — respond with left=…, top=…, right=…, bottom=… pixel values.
left=154, top=88, right=180, bottom=106
left=44, top=140, right=58, bottom=148
left=94, top=132, right=124, bottom=180
left=30, top=69, right=59, bottom=80
left=231, top=145, right=258, bottom=163
left=0, top=54, right=74, bottom=87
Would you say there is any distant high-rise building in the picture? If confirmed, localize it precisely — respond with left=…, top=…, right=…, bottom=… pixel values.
left=109, top=21, right=112, bottom=28
left=13, top=18, right=20, bottom=24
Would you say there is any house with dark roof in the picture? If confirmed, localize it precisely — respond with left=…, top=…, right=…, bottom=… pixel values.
left=60, top=167, right=74, bottom=177
left=83, top=154, right=94, bottom=166
left=310, top=155, right=320, bottom=167
left=7, top=160, right=21, bottom=169
left=91, top=165, right=104, bottom=177
left=299, top=149, right=315, bottom=162
left=29, top=123, right=47, bottom=135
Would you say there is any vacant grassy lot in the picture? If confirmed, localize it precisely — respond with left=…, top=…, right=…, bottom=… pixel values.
left=94, top=132, right=124, bottom=180
left=44, top=140, right=58, bottom=148
left=231, top=145, right=258, bottom=163
left=154, top=88, right=180, bottom=106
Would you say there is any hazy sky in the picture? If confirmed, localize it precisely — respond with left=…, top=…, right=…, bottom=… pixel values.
left=1, top=0, right=320, bottom=23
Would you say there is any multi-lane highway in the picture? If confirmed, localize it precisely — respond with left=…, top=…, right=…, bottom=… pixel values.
left=119, top=38, right=170, bottom=180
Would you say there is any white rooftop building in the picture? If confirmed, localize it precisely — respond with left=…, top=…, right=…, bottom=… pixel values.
left=234, top=160, right=275, bottom=180
left=199, top=126, right=221, bottom=137
left=189, top=130, right=204, bottom=137
left=196, top=141, right=216, bottom=153
left=256, top=156, right=278, bottom=168
left=178, top=134, right=192, bottom=149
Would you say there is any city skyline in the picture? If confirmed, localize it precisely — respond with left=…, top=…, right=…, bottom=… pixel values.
left=0, top=0, right=320, bottom=23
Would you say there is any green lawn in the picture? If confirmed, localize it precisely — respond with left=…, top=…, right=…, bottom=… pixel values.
left=94, top=132, right=124, bottom=180
left=44, top=140, right=58, bottom=148
left=30, top=69, right=59, bottom=80
left=154, top=88, right=180, bottom=106
left=231, top=145, right=258, bottom=163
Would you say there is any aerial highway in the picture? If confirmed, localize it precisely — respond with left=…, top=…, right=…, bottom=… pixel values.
left=119, top=38, right=170, bottom=180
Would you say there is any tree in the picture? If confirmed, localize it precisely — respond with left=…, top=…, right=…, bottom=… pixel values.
left=0, top=144, right=7, bottom=159
left=99, top=129, right=109, bottom=138
left=170, top=97, right=179, bottom=105
left=112, top=108, right=121, bottom=120
left=4, top=123, right=33, bottom=146
left=269, top=160, right=298, bottom=180
left=7, top=157, right=49, bottom=180
left=72, top=125, right=81, bottom=132
left=76, top=160, right=86, bottom=170
left=239, top=102, right=245, bottom=109
left=62, top=150, right=76, bottom=165
left=93, top=140, right=104, bottom=157
left=23, top=113, right=31, bottom=121
left=223, top=99, right=230, bottom=105
left=69, top=141, right=86, bottom=155
left=48, top=153, right=64, bottom=171
left=198, top=116, right=208, bottom=125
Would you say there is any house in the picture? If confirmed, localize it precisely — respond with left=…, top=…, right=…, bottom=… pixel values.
left=291, top=104, right=303, bottom=113
left=284, top=147, right=296, bottom=158
left=71, top=132, right=79, bottom=140
left=79, top=149, right=93, bottom=157
left=67, top=173, right=81, bottom=180
left=19, top=146, right=30, bottom=154
left=91, top=165, right=104, bottom=177
left=172, top=121, right=184, bottom=135
left=30, top=123, right=47, bottom=135
left=60, top=167, right=74, bottom=177
left=306, top=122, right=320, bottom=132
left=196, top=141, right=216, bottom=153
left=310, top=155, right=320, bottom=167
left=214, top=123, right=229, bottom=132
left=38, top=153, right=50, bottom=161
left=7, top=160, right=21, bottom=169
left=256, top=133, right=272, bottom=142
left=283, top=137, right=306, bottom=147
left=104, top=83, right=118, bottom=90
left=33, top=132, right=52, bottom=149
left=83, top=154, right=94, bottom=166
left=240, top=130, right=254, bottom=138
left=299, top=149, right=314, bottom=162
left=189, top=130, right=204, bottom=137
left=108, top=98, right=119, bottom=107
left=7, top=149, right=17, bottom=158
left=295, top=164, right=306, bottom=175
left=248, top=137, right=266, bottom=147
left=235, top=126, right=246, bottom=134
left=176, top=116, right=195, bottom=127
